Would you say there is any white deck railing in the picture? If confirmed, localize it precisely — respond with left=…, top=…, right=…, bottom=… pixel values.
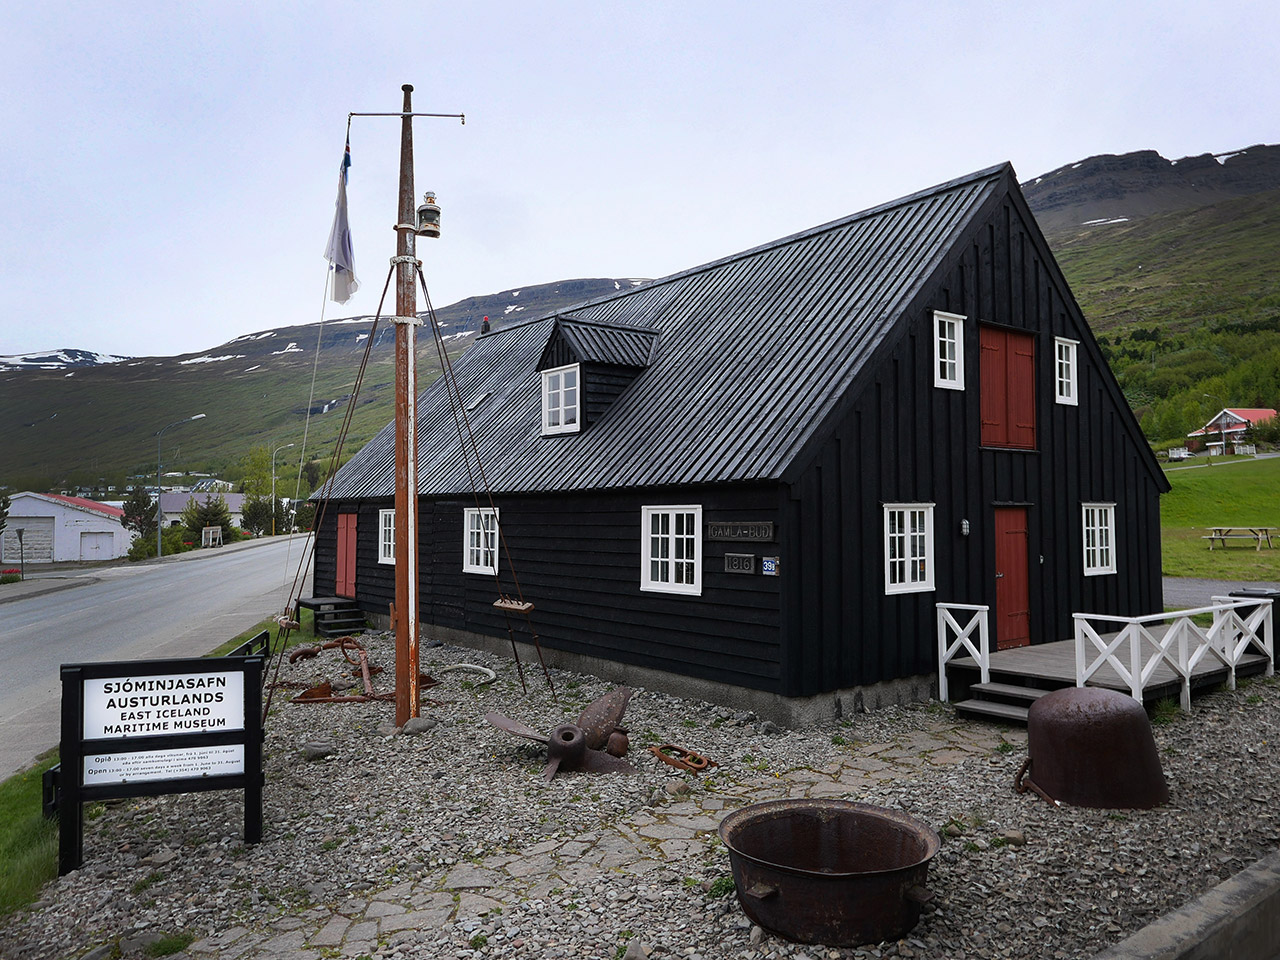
left=936, top=603, right=990, bottom=702
left=1074, top=598, right=1274, bottom=710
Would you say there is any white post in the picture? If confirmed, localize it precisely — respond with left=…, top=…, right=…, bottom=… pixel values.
left=977, top=608, right=990, bottom=685
left=1074, top=615, right=1086, bottom=687
left=1265, top=602, right=1275, bottom=678
left=1128, top=624, right=1144, bottom=703
left=936, top=606, right=949, bottom=703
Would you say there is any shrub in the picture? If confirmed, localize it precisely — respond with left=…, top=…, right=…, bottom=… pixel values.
left=127, top=527, right=196, bottom=561
left=0, top=569, right=21, bottom=585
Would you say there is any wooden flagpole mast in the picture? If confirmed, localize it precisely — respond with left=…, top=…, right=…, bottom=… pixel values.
left=392, top=84, right=421, bottom=726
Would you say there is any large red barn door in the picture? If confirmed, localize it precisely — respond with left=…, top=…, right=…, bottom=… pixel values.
left=336, top=512, right=357, bottom=599
left=994, top=507, right=1030, bottom=649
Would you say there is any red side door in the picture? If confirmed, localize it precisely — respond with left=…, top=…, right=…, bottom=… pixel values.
left=994, top=506, right=1031, bottom=649
left=336, top=513, right=357, bottom=599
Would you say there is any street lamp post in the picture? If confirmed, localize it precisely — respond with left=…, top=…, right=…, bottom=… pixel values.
left=156, top=414, right=206, bottom=557
left=271, top=442, right=296, bottom=536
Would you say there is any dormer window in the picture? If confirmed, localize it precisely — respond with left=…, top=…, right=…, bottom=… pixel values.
left=541, top=363, right=580, bottom=435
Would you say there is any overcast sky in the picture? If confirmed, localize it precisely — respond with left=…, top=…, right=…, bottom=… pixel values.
left=3, top=1, right=1275, bottom=359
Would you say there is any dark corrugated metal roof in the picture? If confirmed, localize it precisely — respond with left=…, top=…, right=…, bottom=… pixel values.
left=323, top=164, right=1008, bottom=499
left=551, top=316, right=658, bottom=368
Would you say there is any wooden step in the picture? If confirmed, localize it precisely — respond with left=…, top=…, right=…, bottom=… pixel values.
left=316, top=626, right=365, bottom=638
left=316, top=611, right=364, bottom=622
left=315, top=614, right=368, bottom=637
left=968, top=681, right=1054, bottom=704
left=952, top=699, right=1030, bottom=723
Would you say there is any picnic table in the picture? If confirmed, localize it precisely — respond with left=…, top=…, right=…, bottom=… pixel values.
left=1201, top=526, right=1277, bottom=551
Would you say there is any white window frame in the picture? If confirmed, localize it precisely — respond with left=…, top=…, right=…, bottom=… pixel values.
left=640, top=505, right=702, bottom=596
left=1055, top=337, right=1079, bottom=406
left=541, top=363, right=581, bottom=435
left=463, top=507, right=499, bottom=575
left=933, top=311, right=965, bottom=390
left=884, top=503, right=935, bottom=594
left=1082, top=503, right=1117, bottom=576
left=377, top=508, right=395, bottom=565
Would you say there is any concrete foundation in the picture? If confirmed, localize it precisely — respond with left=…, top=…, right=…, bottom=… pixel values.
left=385, top=617, right=936, bottom=728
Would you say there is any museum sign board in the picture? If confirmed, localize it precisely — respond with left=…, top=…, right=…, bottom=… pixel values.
left=58, top=655, right=263, bottom=874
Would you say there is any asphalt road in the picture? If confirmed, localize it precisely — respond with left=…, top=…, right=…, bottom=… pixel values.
left=0, top=537, right=312, bottom=779
left=1163, top=576, right=1280, bottom=609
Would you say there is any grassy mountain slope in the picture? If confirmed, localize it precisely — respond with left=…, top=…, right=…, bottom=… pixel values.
left=1043, top=188, right=1280, bottom=337
left=1028, top=160, right=1280, bottom=441
left=0, top=278, right=641, bottom=491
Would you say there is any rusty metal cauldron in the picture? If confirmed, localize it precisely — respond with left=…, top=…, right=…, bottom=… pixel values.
left=1017, top=687, right=1169, bottom=809
left=718, top=799, right=940, bottom=947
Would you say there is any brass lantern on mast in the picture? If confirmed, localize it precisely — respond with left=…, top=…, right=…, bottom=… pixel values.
left=416, top=190, right=441, bottom=238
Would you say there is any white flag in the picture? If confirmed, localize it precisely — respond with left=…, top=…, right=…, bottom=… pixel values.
left=324, top=137, right=359, bottom=303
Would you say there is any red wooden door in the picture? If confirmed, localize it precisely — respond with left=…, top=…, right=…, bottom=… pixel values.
left=1008, top=332, right=1037, bottom=448
left=994, top=507, right=1030, bottom=649
left=980, top=327, right=1036, bottom=449
left=336, top=513, right=357, bottom=599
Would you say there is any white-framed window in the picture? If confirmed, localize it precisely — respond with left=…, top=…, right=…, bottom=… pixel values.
left=1082, top=503, right=1116, bottom=576
left=463, top=507, right=499, bottom=575
left=541, top=363, right=581, bottom=435
left=933, top=311, right=965, bottom=390
left=1055, top=337, right=1079, bottom=406
left=641, top=505, right=702, bottom=595
left=378, top=508, right=395, bottom=565
left=884, top=503, right=935, bottom=594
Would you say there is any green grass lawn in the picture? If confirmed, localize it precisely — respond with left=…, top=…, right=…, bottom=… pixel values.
left=0, top=754, right=59, bottom=915
left=1161, top=457, right=1280, bottom=580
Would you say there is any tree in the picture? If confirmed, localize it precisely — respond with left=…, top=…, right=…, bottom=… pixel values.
left=293, top=500, right=316, bottom=532
left=238, top=446, right=273, bottom=499
left=241, top=496, right=274, bottom=537
left=301, top=460, right=324, bottom=492
left=181, top=494, right=234, bottom=543
left=0, top=491, right=9, bottom=538
left=121, top=487, right=157, bottom=541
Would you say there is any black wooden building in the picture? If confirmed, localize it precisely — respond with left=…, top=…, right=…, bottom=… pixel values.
left=314, top=163, right=1169, bottom=721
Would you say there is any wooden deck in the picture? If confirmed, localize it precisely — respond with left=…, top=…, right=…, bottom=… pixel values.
left=949, top=635, right=1271, bottom=705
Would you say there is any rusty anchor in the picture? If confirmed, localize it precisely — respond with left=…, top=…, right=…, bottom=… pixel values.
left=485, top=687, right=638, bottom=781
left=649, top=743, right=716, bottom=772
left=289, top=637, right=436, bottom=705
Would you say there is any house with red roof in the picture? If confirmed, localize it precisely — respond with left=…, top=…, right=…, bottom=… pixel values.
left=0, top=492, right=131, bottom=563
left=1188, top=408, right=1277, bottom=456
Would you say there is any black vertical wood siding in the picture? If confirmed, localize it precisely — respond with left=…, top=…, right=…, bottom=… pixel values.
left=324, top=485, right=784, bottom=692
left=782, top=191, right=1166, bottom=696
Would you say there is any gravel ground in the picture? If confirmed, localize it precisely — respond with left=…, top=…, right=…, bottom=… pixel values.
left=3, top=630, right=1279, bottom=960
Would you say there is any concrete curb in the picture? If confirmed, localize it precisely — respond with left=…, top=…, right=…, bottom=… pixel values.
left=1093, top=848, right=1280, bottom=959
left=0, top=576, right=96, bottom=605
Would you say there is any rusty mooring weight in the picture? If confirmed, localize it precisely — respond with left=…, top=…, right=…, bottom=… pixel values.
left=1017, top=686, right=1168, bottom=809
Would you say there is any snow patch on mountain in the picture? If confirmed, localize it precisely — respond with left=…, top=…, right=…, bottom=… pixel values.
left=180, top=354, right=247, bottom=365
left=0, top=348, right=130, bottom=371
